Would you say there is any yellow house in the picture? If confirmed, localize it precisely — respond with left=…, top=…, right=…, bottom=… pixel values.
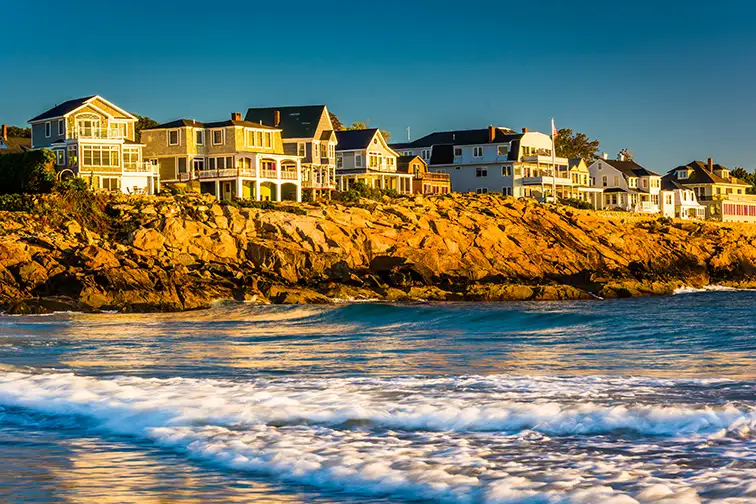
left=396, top=155, right=450, bottom=194
left=663, top=159, right=754, bottom=221
left=28, top=95, right=158, bottom=194
left=142, top=113, right=302, bottom=201
left=566, top=158, right=602, bottom=206
left=335, top=129, right=413, bottom=193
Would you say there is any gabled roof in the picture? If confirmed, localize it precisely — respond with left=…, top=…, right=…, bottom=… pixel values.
left=335, top=129, right=379, bottom=151
left=600, top=159, right=660, bottom=178
left=0, top=137, right=31, bottom=154
left=569, top=158, right=588, bottom=170
left=145, top=118, right=279, bottom=131
left=390, top=127, right=519, bottom=149
left=244, top=105, right=328, bottom=139
left=663, top=160, right=750, bottom=187
left=396, top=155, right=426, bottom=173
left=430, top=144, right=454, bottom=165
left=29, top=96, right=97, bottom=122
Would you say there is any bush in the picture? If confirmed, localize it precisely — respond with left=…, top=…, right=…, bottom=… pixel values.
left=562, top=197, right=594, bottom=210
left=334, top=181, right=403, bottom=202
left=0, top=149, right=56, bottom=194
left=0, top=194, right=35, bottom=212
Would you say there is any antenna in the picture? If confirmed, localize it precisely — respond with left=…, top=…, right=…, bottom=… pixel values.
left=407, top=127, right=411, bottom=141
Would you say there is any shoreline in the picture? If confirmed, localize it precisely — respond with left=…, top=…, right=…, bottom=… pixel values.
left=3, top=191, right=756, bottom=314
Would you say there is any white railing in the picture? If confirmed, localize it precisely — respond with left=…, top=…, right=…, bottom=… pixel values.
left=198, top=167, right=257, bottom=179
left=69, top=126, right=125, bottom=140
left=639, top=202, right=658, bottom=212
left=280, top=170, right=299, bottom=180
left=260, top=169, right=278, bottom=179
left=177, top=172, right=193, bottom=181
left=123, top=162, right=158, bottom=173
left=303, top=180, right=336, bottom=189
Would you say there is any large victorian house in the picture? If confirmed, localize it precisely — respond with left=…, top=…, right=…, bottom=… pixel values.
left=28, top=95, right=158, bottom=194
left=244, top=105, right=337, bottom=199
left=588, top=157, right=661, bottom=212
left=141, top=113, right=302, bottom=201
left=335, top=129, right=414, bottom=193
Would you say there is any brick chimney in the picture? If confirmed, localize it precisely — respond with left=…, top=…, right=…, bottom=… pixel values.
left=488, top=125, right=496, bottom=143
left=1, top=124, right=6, bottom=141
left=707, top=157, right=714, bottom=171
left=522, top=127, right=528, bottom=133
left=274, top=110, right=281, bottom=127
left=231, top=112, right=242, bottom=121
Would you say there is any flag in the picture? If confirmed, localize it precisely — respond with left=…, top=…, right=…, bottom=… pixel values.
left=551, top=117, right=558, bottom=139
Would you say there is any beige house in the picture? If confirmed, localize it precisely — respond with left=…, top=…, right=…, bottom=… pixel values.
left=566, top=158, right=602, bottom=206
left=28, top=95, right=158, bottom=194
left=397, top=155, right=451, bottom=194
left=335, top=129, right=413, bottom=193
left=142, top=113, right=302, bottom=201
left=245, top=105, right=337, bottom=199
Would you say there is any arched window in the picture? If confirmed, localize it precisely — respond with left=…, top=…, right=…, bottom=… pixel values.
left=75, top=113, right=101, bottom=138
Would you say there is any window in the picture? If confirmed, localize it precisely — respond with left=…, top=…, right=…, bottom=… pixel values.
left=476, top=188, right=488, bottom=194
left=386, top=157, right=394, bottom=168
left=54, top=150, right=65, bottom=166
left=454, top=147, right=462, bottom=157
left=355, top=153, right=363, bottom=168
left=177, top=157, right=188, bottom=174
left=473, top=146, right=483, bottom=158
left=421, top=149, right=431, bottom=161
left=502, top=187, right=512, bottom=196
left=264, top=132, right=272, bottom=148
left=212, top=129, right=224, bottom=145
left=666, top=194, right=673, bottom=205
left=329, top=144, right=335, bottom=158
left=297, top=142, right=306, bottom=157
left=336, top=153, right=343, bottom=169
left=101, top=177, right=120, bottom=192
left=455, top=166, right=461, bottom=170
left=677, top=170, right=689, bottom=179
left=313, top=142, right=320, bottom=158
left=196, top=130, right=204, bottom=145
left=112, top=122, right=128, bottom=139
left=57, top=119, right=64, bottom=136
left=45, top=122, right=51, bottom=137
left=497, top=145, right=508, bottom=156
left=245, top=129, right=256, bottom=147
left=81, top=145, right=120, bottom=167
left=614, top=175, right=619, bottom=186
left=501, top=166, right=512, bottom=177
left=642, top=179, right=648, bottom=188
left=168, top=130, right=180, bottom=146
left=602, top=176, right=607, bottom=187
left=476, top=167, right=488, bottom=177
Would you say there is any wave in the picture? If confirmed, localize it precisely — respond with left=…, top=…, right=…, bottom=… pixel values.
left=0, top=371, right=753, bottom=502
left=673, top=285, right=756, bottom=295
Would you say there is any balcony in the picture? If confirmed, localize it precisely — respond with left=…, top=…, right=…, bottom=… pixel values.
left=69, top=127, right=126, bottom=140
left=521, top=175, right=573, bottom=186
left=198, top=167, right=256, bottom=179
left=280, top=170, right=299, bottom=180
left=303, top=179, right=336, bottom=189
left=638, top=201, right=659, bottom=213
left=521, top=155, right=569, bottom=165
left=418, top=172, right=449, bottom=182
left=123, top=161, right=158, bottom=174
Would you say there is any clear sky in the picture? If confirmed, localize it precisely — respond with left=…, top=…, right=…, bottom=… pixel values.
left=1, top=0, right=754, bottom=171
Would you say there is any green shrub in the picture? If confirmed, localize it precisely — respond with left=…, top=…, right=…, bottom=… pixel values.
left=0, top=194, right=35, bottom=212
left=0, top=149, right=56, bottom=194
left=562, top=197, right=594, bottom=210
left=334, top=181, right=402, bottom=202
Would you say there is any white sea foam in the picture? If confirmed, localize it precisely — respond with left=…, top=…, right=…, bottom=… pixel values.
left=673, top=285, right=756, bottom=295
left=0, top=371, right=753, bottom=503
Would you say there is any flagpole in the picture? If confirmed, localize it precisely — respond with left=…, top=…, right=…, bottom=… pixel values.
left=551, top=118, right=557, bottom=202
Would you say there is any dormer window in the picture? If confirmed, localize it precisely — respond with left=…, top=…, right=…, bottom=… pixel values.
left=497, top=145, right=508, bottom=156
left=677, top=170, right=689, bottom=179
left=454, top=147, right=462, bottom=157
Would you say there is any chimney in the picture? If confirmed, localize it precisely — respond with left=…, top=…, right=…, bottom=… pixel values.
left=707, top=157, right=714, bottom=171
left=231, top=112, right=242, bottom=121
left=488, top=125, right=496, bottom=143
left=522, top=127, right=528, bottom=133
left=602, top=152, right=608, bottom=160
left=274, top=110, right=281, bottom=127
left=1, top=124, right=6, bottom=141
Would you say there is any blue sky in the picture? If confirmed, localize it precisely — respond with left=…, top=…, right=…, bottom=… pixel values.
left=1, top=0, right=755, bottom=170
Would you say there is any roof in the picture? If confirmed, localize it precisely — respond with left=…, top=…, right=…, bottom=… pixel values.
left=29, top=96, right=97, bottom=122
left=145, top=118, right=279, bottom=131
left=568, top=158, right=587, bottom=170
left=663, top=160, right=750, bottom=187
left=335, top=129, right=378, bottom=151
left=430, top=144, right=454, bottom=165
left=600, top=159, right=660, bottom=178
left=244, top=105, right=328, bottom=139
left=604, top=187, right=638, bottom=194
left=390, top=127, right=519, bottom=149
left=396, top=155, right=426, bottom=173
left=0, top=137, right=31, bottom=154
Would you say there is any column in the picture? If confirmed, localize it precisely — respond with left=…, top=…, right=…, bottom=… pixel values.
left=296, top=184, right=302, bottom=202
left=214, top=180, right=220, bottom=200
left=255, top=180, right=261, bottom=201
left=236, top=178, right=243, bottom=199
left=275, top=183, right=282, bottom=202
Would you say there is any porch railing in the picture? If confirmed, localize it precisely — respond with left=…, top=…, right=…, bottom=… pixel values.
left=260, top=169, right=278, bottom=179
left=69, top=127, right=125, bottom=140
left=123, top=162, right=158, bottom=173
left=280, top=170, right=299, bottom=180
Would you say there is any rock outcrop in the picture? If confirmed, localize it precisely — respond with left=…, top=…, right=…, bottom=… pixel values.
left=2, top=192, right=756, bottom=313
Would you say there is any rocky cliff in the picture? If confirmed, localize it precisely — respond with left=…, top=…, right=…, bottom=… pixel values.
left=2, top=192, right=756, bottom=313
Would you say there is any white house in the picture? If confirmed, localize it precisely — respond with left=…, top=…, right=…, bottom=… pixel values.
left=588, top=157, right=661, bottom=212
left=335, top=129, right=414, bottom=193
left=390, top=126, right=598, bottom=204
left=660, top=180, right=706, bottom=219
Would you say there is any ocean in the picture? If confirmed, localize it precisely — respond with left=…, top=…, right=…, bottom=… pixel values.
left=0, top=290, right=753, bottom=503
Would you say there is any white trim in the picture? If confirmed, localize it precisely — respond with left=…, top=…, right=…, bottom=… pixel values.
left=57, top=119, right=64, bottom=136
left=168, top=129, right=180, bottom=146
left=67, top=102, right=116, bottom=120
left=45, top=121, right=51, bottom=138
left=195, top=129, right=204, bottom=146
left=211, top=129, right=225, bottom=146
left=84, top=95, right=138, bottom=120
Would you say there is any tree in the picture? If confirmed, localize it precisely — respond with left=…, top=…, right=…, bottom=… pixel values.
left=135, top=115, right=159, bottom=142
left=554, top=128, right=600, bottom=162
left=329, top=112, right=345, bottom=131
left=618, top=148, right=634, bottom=161
left=5, top=126, right=31, bottom=138
left=731, top=167, right=756, bottom=194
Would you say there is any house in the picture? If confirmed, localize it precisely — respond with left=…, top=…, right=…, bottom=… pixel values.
left=396, top=155, right=451, bottom=194
left=662, top=159, right=755, bottom=222
left=390, top=126, right=575, bottom=200
left=0, top=125, right=31, bottom=154
left=660, top=179, right=705, bottom=220
left=244, top=105, right=337, bottom=199
left=566, top=158, right=602, bottom=205
left=588, top=156, right=661, bottom=212
left=335, top=129, right=413, bottom=193
left=141, top=113, right=302, bottom=201
left=28, top=95, right=158, bottom=194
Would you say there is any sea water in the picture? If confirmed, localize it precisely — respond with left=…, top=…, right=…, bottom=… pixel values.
left=0, top=291, right=753, bottom=503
